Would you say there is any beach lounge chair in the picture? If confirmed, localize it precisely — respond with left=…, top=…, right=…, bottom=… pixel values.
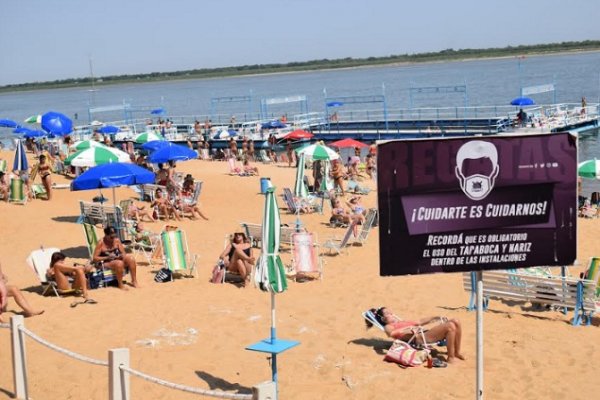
left=362, top=310, right=446, bottom=350
left=227, top=157, right=243, bottom=175
left=9, top=178, right=27, bottom=204
left=352, top=208, right=378, bottom=246
left=0, top=159, right=7, bottom=173
left=240, top=222, right=263, bottom=248
left=347, top=179, right=371, bottom=195
left=282, top=187, right=319, bottom=214
left=322, top=222, right=355, bottom=256
left=182, top=180, right=203, bottom=206
left=289, top=232, right=322, bottom=281
left=133, top=183, right=167, bottom=202
left=259, top=149, right=272, bottom=164
left=26, top=247, right=76, bottom=297
left=582, top=257, right=600, bottom=299
left=160, top=228, right=198, bottom=279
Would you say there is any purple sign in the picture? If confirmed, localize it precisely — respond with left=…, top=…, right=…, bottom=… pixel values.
left=377, top=133, right=577, bottom=276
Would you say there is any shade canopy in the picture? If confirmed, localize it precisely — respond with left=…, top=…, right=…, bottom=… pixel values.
left=13, top=127, right=30, bottom=134
left=71, top=162, right=155, bottom=191
left=283, top=129, right=313, bottom=140
left=330, top=138, right=367, bottom=149
left=510, top=97, right=535, bottom=106
left=261, top=120, right=287, bottom=129
left=578, top=159, right=600, bottom=179
left=41, top=111, right=72, bottom=135
left=141, top=140, right=170, bottom=152
left=0, top=119, right=18, bottom=128
left=147, top=142, right=198, bottom=163
left=97, top=125, right=120, bottom=134
left=150, top=108, right=166, bottom=115
left=326, top=101, right=344, bottom=107
left=70, top=140, right=107, bottom=151
left=24, top=115, right=42, bottom=124
left=296, top=143, right=340, bottom=161
left=23, top=130, right=46, bottom=139
left=65, top=146, right=131, bottom=167
left=135, top=132, right=165, bottom=144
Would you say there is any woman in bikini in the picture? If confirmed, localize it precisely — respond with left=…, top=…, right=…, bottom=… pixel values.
left=219, top=232, right=255, bottom=286
left=331, top=159, right=345, bottom=196
left=37, top=154, right=52, bottom=200
left=366, top=307, right=465, bottom=364
left=93, top=226, right=139, bottom=289
left=48, top=252, right=96, bottom=305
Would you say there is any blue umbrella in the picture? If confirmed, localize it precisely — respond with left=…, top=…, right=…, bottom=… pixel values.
left=261, top=120, right=287, bottom=129
left=0, top=119, right=18, bottom=128
left=13, top=127, right=31, bottom=134
left=510, top=97, right=535, bottom=106
left=97, top=125, right=120, bottom=134
left=41, top=111, right=73, bottom=135
left=141, top=140, right=170, bottom=152
left=23, top=130, right=47, bottom=139
left=150, top=108, right=166, bottom=115
left=326, top=101, right=344, bottom=107
left=71, top=162, right=155, bottom=207
left=13, top=140, right=28, bottom=172
left=147, top=142, right=197, bottom=163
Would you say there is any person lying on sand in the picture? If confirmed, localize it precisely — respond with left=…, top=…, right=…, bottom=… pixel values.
left=0, top=263, right=44, bottom=322
left=366, top=306, right=466, bottom=364
left=93, top=226, right=139, bottom=289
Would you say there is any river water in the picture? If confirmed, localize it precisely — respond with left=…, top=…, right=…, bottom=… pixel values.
left=1, top=51, right=599, bottom=192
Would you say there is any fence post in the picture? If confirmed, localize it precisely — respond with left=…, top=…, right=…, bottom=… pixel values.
left=10, top=315, right=27, bottom=400
left=109, top=348, right=130, bottom=400
left=252, top=381, right=276, bottom=400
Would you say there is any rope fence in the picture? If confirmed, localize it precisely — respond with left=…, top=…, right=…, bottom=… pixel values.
left=1, top=315, right=274, bottom=400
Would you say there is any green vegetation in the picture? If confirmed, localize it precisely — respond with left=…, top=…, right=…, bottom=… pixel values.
left=2, top=40, right=599, bottom=93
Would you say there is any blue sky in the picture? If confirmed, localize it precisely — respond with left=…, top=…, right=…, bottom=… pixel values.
left=1, top=0, right=598, bottom=85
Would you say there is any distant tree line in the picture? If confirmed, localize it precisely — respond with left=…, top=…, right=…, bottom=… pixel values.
left=2, top=40, right=599, bottom=92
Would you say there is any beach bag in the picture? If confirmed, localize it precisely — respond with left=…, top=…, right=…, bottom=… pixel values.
left=210, top=260, right=226, bottom=284
left=384, top=340, right=429, bottom=367
left=87, top=270, right=104, bottom=290
left=154, top=268, right=172, bottom=283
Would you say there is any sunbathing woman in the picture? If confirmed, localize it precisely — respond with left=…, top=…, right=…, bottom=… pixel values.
left=331, top=198, right=363, bottom=234
left=0, top=263, right=44, bottom=322
left=219, top=232, right=255, bottom=286
left=128, top=201, right=156, bottom=222
left=93, top=226, right=139, bottom=289
left=48, top=253, right=96, bottom=305
left=366, top=307, right=465, bottom=364
left=37, top=154, right=53, bottom=200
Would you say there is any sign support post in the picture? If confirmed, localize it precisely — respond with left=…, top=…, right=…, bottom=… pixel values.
left=476, top=270, right=483, bottom=400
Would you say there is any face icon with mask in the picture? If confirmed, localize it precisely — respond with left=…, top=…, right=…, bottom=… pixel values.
left=455, top=141, right=499, bottom=201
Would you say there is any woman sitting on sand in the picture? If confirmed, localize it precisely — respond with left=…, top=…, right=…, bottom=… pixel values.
left=219, top=232, right=255, bottom=286
left=0, top=263, right=44, bottom=322
left=366, top=307, right=465, bottom=364
left=48, top=253, right=96, bottom=305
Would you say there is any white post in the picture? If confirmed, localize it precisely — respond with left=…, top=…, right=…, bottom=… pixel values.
left=476, top=271, right=484, bottom=400
left=10, top=315, right=27, bottom=400
left=253, top=381, right=277, bottom=400
left=109, top=348, right=130, bottom=400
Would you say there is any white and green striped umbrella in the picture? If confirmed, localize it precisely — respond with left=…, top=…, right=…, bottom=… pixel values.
left=70, top=140, right=107, bottom=151
left=64, top=146, right=131, bottom=167
left=254, top=186, right=287, bottom=293
left=578, top=159, right=600, bottom=179
left=294, top=152, right=309, bottom=198
left=296, top=143, right=340, bottom=161
left=320, top=160, right=334, bottom=191
left=134, top=132, right=165, bottom=144
left=24, top=115, right=42, bottom=124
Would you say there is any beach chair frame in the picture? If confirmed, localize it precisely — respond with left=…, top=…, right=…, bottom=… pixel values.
left=26, top=247, right=76, bottom=297
left=9, top=178, right=27, bottom=205
left=353, top=208, right=378, bottom=246
left=160, top=228, right=198, bottom=279
left=290, top=232, right=323, bottom=281
left=322, top=222, right=355, bottom=256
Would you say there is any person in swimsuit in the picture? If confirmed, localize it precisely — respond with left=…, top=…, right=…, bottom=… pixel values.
left=0, top=263, right=44, bottom=322
left=37, top=154, right=52, bottom=200
left=0, top=172, right=9, bottom=202
left=330, top=159, right=345, bottom=196
left=156, top=163, right=169, bottom=186
left=93, top=226, right=139, bottom=289
left=219, top=232, right=255, bottom=286
left=366, top=307, right=465, bottom=364
left=347, top=196, right=367, bottom=217
left=47, top=252, right=96, bottom=304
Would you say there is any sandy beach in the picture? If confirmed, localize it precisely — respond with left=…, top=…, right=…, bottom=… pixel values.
left=1, top=148, right=599, bottom=400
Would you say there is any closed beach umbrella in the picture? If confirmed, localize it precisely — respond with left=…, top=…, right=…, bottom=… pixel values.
left=294, top=152, right=309, bottom=198
left=97, top=125, right=120, bottom=135
left=65, top=146, right=131, bottom=167
left=254, top=186, right=287, bottom=293
left=0, top=119, right=19, bottom=128
left=578, top=159, right=600, bottom=179
left=320, top=160, right=334, bottom=192
left=13, top=140, right=28, bottom=172
left=330, top=138, right=367, bottom=149
left=147, top=142, right=197, bottom=163
left=141, top=140, right=170, bottom=152
left=70, top=140, right=107, bottom=151
left=41, top=111, right=73, bottom=135
left=296, top=143, right=340, bottom=161
left=134, top=132, right=165, bottom=144
left=24, top=115, right=42, bottom=124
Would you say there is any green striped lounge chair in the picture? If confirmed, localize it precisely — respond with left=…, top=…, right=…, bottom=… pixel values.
left=0, top=159, right=7, bottom=173
left=9, top=178, right=27, bottom=204
left=82, top=223, right=127, bottom=287
left=161, top=229, right=198, bottom=279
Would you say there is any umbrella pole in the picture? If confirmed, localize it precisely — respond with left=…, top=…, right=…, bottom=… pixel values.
left=270, top=291, right=279, bottom=395
left=112, top=187, right=117, bottom=208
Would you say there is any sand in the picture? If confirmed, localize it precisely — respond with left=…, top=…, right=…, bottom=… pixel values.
left=0, top=149, right=599, bottom=400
